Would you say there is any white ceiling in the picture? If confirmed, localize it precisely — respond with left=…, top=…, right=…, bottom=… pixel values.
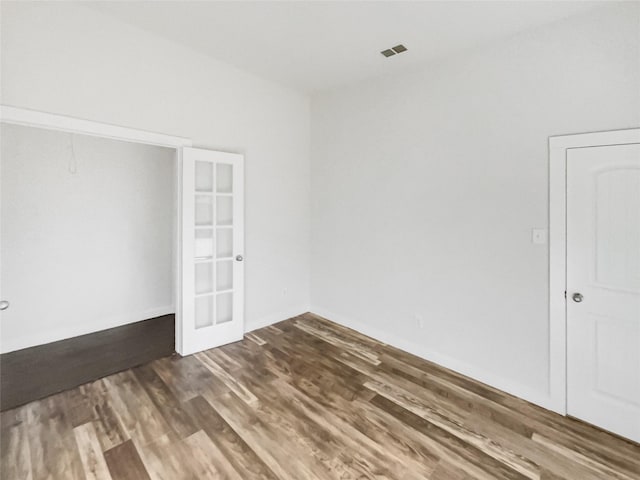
left=88, top=1, right=604, bottom=93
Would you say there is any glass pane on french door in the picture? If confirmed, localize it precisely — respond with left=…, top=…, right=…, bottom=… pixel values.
left=192, top=158, right=236, bottom=329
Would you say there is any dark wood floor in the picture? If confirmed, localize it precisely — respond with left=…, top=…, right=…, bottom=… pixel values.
left=2, top=314, right=639, bottom=480
left=1, top=314, right=175, bottom=411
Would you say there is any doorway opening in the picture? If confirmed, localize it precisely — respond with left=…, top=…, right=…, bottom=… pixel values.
left=549, top=128, right=640, bottom=442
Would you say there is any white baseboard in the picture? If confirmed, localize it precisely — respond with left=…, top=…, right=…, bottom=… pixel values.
left=1, top=305, right=175, bottom=354
left=311, top=306, right=560, bottom=414
left=245, top=305, right=310, bottom=333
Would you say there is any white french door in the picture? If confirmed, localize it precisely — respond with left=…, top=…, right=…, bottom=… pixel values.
left=178, top=147, right=244, bottom=356
left=566, top=143, right=640, bottom=442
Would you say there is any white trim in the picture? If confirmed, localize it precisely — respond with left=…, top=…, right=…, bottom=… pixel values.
left=0, top=105, right=192, bottom=148
left=245, top=306, right=310, bottom=333
left=1, top=305, right=175, bottom=354
left=174, top=149, right=184, bottom=358
left=312, top=306, right=559, bottom=412
left=548, top=127, right=640, bottom=415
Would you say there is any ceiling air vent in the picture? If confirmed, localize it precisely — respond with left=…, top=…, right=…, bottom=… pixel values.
left=380, top=44, right=407, bottom=58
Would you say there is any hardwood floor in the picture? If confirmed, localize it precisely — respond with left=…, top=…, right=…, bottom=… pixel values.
left=2, top=313, right=639, bottom=479
left=1, top=314, right=175, bottom=411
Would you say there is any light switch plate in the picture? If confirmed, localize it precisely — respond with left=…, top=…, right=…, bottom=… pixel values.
left=532, top=228, right=547, bottom=244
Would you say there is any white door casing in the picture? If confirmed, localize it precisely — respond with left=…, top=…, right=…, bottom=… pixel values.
left=0, top=108, right=246, bottom=357
left=178, top=147, right=244, bottom=356
left=566, top=143, right=640, bottom=442
left=549, top=128, right=640, bottom=420
left=0, top=106, right=193, bottom=355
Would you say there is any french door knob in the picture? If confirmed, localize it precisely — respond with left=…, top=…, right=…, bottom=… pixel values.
left=0, top=300, right=9, bottom=311
left=235, top=255, right=244, bottom=262
left=572, top=293, right=583, bottom=303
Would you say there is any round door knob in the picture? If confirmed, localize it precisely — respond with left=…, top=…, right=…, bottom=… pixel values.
left=0, top=300, right=9, bottom=311
left=572, top=293, right=583, bottom=303
left=235, top=255, right=244, bottom=262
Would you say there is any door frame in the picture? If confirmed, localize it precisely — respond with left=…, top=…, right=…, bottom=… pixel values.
left=0, top=105, right=193, bottom=354
left=0, top=105, right=192, bottom=148
left=548, top=127, right=640, bottom=414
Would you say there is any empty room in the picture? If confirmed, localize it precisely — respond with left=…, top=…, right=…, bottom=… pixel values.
left=0, top=1, right=639, bottom=479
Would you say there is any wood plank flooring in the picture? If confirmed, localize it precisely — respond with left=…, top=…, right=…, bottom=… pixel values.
left=1, top=314, right=175, bottom=411
left=2, top=313, right=639, bottom=479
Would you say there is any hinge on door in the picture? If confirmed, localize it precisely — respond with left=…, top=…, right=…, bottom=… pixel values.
left=564, top=291, right=567, bottom=299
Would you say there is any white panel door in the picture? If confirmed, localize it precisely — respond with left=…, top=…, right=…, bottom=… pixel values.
left=178, top=147, right=244, bottom=356
left=567, top=143, right=640, bottom=442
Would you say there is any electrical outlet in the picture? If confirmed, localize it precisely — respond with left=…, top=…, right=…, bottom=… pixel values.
left=283, top=287, right=288, bottom=296
left=414, top=313, right=424, bottom=329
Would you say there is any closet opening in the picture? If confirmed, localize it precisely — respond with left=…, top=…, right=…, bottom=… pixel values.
left=0, top=108, right=191, bottom=410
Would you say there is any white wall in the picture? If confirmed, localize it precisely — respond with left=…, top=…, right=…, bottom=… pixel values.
left=0, top=1, right=311, bottom=344
left=1, top=125, right=175, bottom=352
left=3, top=0, right=638, bottom=411
left=310, top=3, right=640, bottom=409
